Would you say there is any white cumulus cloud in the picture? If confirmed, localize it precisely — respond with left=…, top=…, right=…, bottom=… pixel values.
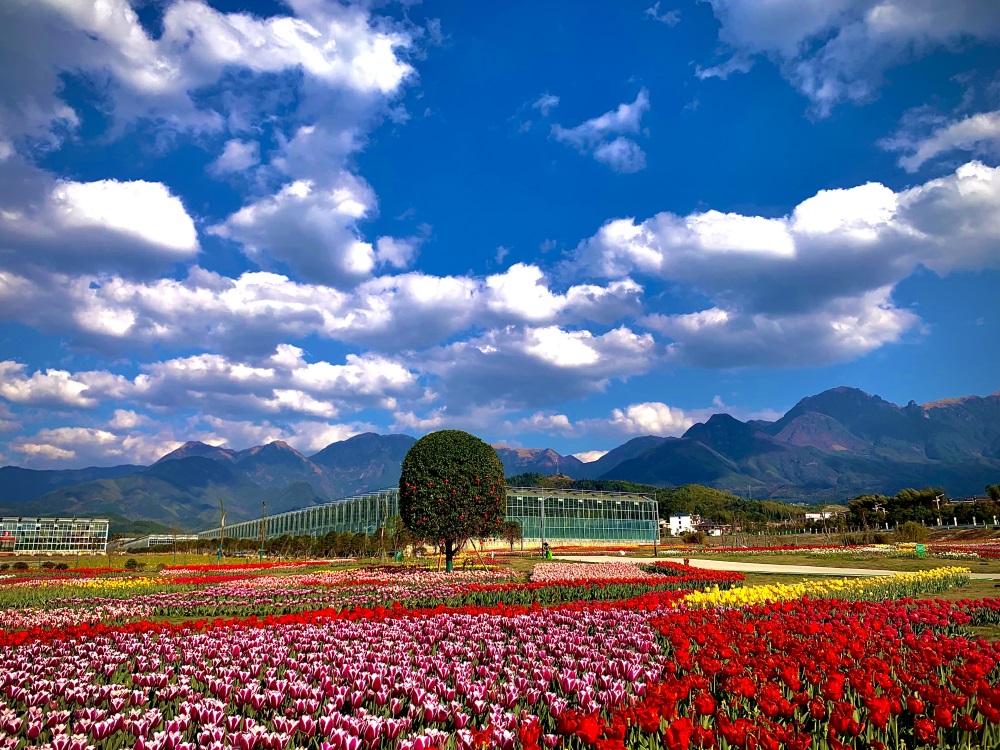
left=569, top=160, right=1000, bottom=366
left=0, top=172, right=199, bottom=274
left=700, top=0, right=1000, bottom=115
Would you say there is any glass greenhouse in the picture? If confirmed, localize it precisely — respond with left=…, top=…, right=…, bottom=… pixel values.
left=0, top=517, right=109, bottom=555
left=199, top=486, right=659, bottom=545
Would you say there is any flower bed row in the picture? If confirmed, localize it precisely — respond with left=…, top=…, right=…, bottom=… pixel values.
left=661, top=539, right=1000, bottom=561
left=0, top=577, right=990, bottom=750
left=681, top=567, right=971, bottom=609
left=0, top=566, right=746, bottom=634
left=560, top=597, right=1000, bottom=750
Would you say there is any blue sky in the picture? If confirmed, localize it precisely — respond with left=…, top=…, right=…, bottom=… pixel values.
left=0, top=0, right=998, bottom=468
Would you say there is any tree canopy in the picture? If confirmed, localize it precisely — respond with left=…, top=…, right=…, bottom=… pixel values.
left=399, top=430, right=506, bottom=570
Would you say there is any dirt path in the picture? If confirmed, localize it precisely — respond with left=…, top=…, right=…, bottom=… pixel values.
left=558, top=555, right=1000, bottom=579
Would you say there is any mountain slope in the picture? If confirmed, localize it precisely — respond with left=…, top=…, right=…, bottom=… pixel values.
left=575, top=436, right=668, bottom=478
left=0, top=464, right=144, bottom=505
left=601, top=437, right=751, bottom=487
left=232, top=441, right=333, bottom=496
left=602, top=388, right=1000, bottom=499
left=309, top=433, right=416, bottom=497
left=772, top=412, right=869, bottom=453
left=11, top=457, right=265, bottom=530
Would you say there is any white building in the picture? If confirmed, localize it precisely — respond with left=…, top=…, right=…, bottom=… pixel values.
left=668, top=514, right=698, bottom=536
left=805, top=511, right=837, bottom=521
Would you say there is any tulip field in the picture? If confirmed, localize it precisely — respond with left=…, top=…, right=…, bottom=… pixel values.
left=660, top=539, right=1000, bottom=561
left=0, top=559, right=998, bottom=750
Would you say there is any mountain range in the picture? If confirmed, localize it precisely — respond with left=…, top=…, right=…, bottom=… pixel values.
left=1, top=386, right=998, bottom=532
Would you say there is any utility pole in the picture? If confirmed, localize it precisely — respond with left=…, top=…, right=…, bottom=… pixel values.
left=380, top=494, right=387, bottom=561
left=539, top=495, right=546, bottom=548
left=218, top=499, right=226, bottom=565
left=259, top=500, right=267, bottom=563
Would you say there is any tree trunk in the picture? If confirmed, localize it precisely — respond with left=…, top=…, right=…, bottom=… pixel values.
left=445, top=539, right=455, bottom=572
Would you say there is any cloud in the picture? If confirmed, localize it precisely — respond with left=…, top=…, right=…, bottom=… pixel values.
left=0, top=345, right=422, bottom=422
left=643, top=288, right=918, bottom=367
left=132, top=345, right=422, bottom=418
left=552, top=89, right=650, bottom=148
left=695, top=56, right=754, bottom=81
left=572, top=450, right=609, bottom=463
left=0, top=0, right=418, bottom=302
left=569, top=160, right=1000, bottom=366
left=605, top=401, right=694, bottom=435
left=593, top=137, right=647, bottom=173
left=551, top=89, right=650, bottom=173
left=532, top=93, right=560, bottom=117
left=0, top=263, right=642, bottom=355
left=11, top=427, right=124, bottom=465
left=0, top=362, right=129, bottom=408
left=884, top=109, right=1000, bottom=171
left=375, top=233, right=425, bottom=270
left=210, top=139, right=261, bottom=174
left=210, top=174, right=378, bottom=286
left=645, top=3, right=681, bottom=26
left=701, top=0, right=1000, bottom=115
left=504, top=412, right=575, bottom=435
left=414, top=325, right=658, bottom=410
left=0, top=167, right=199, bottom=275
left=108, top=409, right=151, bottom=431
left=0, top=0, right=414, bottom=142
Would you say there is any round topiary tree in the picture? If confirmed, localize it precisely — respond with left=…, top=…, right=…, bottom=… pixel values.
left=399, top=430, right=506, bottom=572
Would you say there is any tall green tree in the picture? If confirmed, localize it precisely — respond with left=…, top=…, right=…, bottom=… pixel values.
left=399, top=430, right=507, bottom=571
left=500, top=520, right=522, bottom=551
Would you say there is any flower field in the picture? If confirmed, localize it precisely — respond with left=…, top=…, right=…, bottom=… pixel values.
left=661, top=539, right=1000, bottom=561
left=0, top=558, right=997, bottom=749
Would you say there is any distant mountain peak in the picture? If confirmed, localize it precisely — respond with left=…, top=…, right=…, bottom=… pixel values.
left=809, top=386, right=894, bottom=405
left=155, top=441, right=234, bottom=464
left=683, top=413, right=751, bottom=440
left=256, top=440, right=303, bottom=455
left=827, top=385, right=871, bottom=395
left=181, top=440, right=217, bottom=449
left=705, top=412, right=744, bottom=426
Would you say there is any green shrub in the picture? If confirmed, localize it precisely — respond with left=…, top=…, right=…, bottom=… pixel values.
left=13, top=561, right=28, bottom=571
left=682, top=530, right=707, bottom=545
left=124, top=558, right=140, bottom=571
left=897, top=521, right=929, bottom=543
